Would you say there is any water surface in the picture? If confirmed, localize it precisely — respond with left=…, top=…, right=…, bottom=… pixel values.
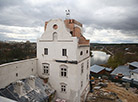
left=91, top=51, right=110, bottom=66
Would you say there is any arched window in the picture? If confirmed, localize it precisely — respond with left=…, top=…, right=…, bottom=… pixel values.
left=60, top=65, right=68, bottom=77
left=42, top=63, right=49, bottom=75
left=60, top=83, right=67, bottom=93
left=80, top=51, right=83, bottom=55
left=53, top=32, right=57, bottom=41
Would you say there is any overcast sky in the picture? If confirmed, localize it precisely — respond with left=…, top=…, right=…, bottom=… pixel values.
left=0, top=0, right=138, bottom=43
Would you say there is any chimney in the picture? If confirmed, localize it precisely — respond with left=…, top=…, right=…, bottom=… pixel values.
left=15, top=81, right=24, bottom=96
left=28, top=75, right=36, bottom=89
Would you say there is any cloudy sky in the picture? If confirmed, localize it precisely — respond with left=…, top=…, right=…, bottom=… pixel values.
left=0, top=0, right=138, bottom=43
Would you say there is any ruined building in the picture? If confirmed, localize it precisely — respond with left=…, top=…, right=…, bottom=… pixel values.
left=0, top=19, right=90, bottom=102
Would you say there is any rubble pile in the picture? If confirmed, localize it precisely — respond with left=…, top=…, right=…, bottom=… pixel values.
left=87, top=76, right=138, bottom=102
left=86, top=78, right=122, bottom=102
left=86, top=89, right=122, bottom=102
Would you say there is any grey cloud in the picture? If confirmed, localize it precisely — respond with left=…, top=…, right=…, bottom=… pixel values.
left=0, top=0, right=138, bottom=43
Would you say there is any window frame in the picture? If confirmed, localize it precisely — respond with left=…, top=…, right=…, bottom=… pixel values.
left=86, top=50, right=88, bottom=54
left=44, top=48, right=48, bottom=55
left=87, top=60, right=89, bottom=69
left=80, top=51, right=83, bottom=55
left=81, top=63, right=84, bottom=74
left=62, top=49, right=67, bottom=56
left=60, top=83, right=67, bottom=93
left=81, top=81, right=83, bottom=88
left=60, top=65, right=68, bottom=77
left=42, top=63, right=49, bottom=75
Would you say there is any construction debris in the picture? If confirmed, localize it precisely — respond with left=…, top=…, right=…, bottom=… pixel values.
left=87, top=78, right=138, bottom=102
left=86, top=89, right=122, bottom=102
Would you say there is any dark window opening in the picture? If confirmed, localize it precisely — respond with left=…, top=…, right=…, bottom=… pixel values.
left=53, top=24, right=58, bottom=29
left=44, top=48, right=48, bottom=55
left=62, top=49, right=67, bottom=56
left=86, top=50, right=88, bottom=53
left=81, top=63, right=84, bottom=74
left=81, top=81, right=83, bottom=87
left=80, top=51, right=83, bottom=55
left=16, top=73, right=18, bottom=77
left=70, top=31, right=73, bottom=35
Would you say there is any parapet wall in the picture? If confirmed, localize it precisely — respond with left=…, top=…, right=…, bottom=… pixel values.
left=0, top=58, right=38, bottom=88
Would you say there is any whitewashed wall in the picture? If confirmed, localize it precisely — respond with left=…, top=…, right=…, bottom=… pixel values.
left=0, top=58, right=37, bottom=88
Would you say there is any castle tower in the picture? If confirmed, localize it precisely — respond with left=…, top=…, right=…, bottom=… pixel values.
left=37, top=19, right=90, bottom=101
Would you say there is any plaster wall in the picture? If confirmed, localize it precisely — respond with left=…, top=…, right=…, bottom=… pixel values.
left=0, top=58, right=37, bottom=88
left=77, top=46, right=90, bottom=62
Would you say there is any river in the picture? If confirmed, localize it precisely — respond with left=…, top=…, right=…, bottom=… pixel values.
left=91, top=51, right=110, bottom=66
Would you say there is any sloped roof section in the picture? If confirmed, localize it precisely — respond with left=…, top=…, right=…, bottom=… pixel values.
left=0, top=77, right=55, bottom=102
left=111, top=65, right=131, bottom=76
left=64, top=19, right=89, bottom=45
left=90, top=65, right=105, bottom=73
left=129, top=61, right=138, bottom=68
left=105, top=68, right=112, bottom=72
left=131, top=69, right=138, bottom=74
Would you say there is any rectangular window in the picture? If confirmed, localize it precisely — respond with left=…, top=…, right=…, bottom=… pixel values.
left=87, top=60, right=89, bottom=69
left=81, top=63, right=84, bottom=74
left=43, top=63, right=49, bottom=75
left=44, top=48, right=48, bottom=55
left=86, top=74, right=88, bottom=80
left=62, top=49, right=67, bottom=56
left=81, top=81, right=83, bottom=88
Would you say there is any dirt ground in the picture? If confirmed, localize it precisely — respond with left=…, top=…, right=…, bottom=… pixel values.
left=86, top=81, right=138, bottom=102
left=103, top=82, right=138, bottom=102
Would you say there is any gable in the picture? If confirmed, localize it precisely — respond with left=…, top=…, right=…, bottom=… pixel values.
left=39, top=19, right=73, bottom=41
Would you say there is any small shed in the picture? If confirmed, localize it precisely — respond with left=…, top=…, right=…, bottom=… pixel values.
left=90, top=65, right=112, bottom=77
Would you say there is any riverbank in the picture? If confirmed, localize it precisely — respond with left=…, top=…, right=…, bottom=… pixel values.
left=91, top=44, right=138, bottom=69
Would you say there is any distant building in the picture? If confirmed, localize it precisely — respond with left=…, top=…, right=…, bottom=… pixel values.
left=111, top=61, right=138, bottom=86
left=90, top=64, right=112, bottom=77
left=111, top=65, right=131, bottom=77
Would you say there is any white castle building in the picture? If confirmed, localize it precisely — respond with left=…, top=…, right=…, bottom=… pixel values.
left=0, top=19, right=90, bottom=102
